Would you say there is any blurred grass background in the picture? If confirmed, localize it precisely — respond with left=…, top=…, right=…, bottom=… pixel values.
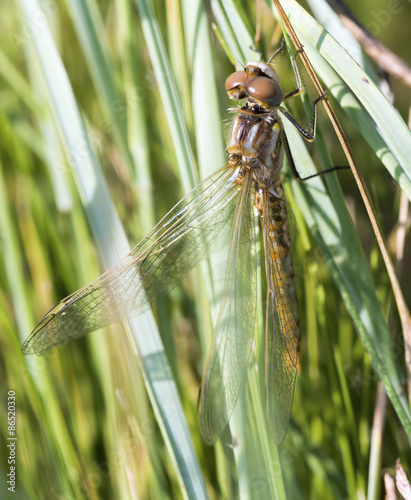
left=1, top=0, right=411, bottom=499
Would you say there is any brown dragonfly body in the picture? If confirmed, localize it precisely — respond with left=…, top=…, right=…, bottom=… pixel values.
left=23, top=48, right=323, bottom=445
left=198, top=60, right=301, bottom=443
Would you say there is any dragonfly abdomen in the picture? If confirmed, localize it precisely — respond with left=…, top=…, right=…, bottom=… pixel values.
left=255, top=181, right=297, bottom=313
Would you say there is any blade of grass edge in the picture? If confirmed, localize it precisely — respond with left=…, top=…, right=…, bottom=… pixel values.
left=17, top=0, right=207, bottom=497
left=271, top=0, right=411, bottom=187
left=134, top=0, right=197, bottom=193
left=271, top=0, right=411, bottom=408
left=283, top=118, right=411, bottom=439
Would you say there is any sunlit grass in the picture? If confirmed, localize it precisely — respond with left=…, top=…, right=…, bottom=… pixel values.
left=1, top=0, right=410, bottom=499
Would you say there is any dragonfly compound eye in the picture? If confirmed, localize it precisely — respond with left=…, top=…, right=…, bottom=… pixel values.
left=225, top=70, right=248, bottom=100
left=246, top=76, right=282, bottom=108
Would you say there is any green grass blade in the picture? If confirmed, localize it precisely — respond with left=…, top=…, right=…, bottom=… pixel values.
left=134, top=0, right=197, bottom=193
left=115, top=0, right=155, bottom=235
left=284, top=118, right=411, bottom=437
left=17, top=0, right=207, bottom=497
left=67, top=0, right=134, bottom=171
left=271, top=0, right=411, bottom=199
left=5, top=0, right=411, bottom=497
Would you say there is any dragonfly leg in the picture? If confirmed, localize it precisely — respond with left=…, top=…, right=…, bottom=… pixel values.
left=281, top=128, right=349, bottom=182
left=278, top=44, right=328, bottom=142
left=278, top=90, right=327, bottom=143
left=267, top=38, right=286, bottom=63
left=282, top=46, right=305, bottom=101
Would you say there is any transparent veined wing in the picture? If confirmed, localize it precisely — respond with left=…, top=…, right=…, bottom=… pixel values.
left=262, top=190, right=299, bottom=445
left=197, top=171, right=257, bottom=445
left=22, top=166, right=244, bottom=355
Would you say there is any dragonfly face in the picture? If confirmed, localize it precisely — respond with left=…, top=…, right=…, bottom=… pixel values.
left=22, top=50, right=321, bottom=446
left=225, top=62, right=283, bottom=108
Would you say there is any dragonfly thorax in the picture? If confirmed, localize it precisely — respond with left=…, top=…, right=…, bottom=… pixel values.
left=227, top=110, right=283, bottom=187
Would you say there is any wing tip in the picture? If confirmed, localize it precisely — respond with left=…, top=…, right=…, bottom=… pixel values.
left=21, top=342, right=34, bottom=356
left=197, top=386, right=222, bottom=446
left=21, top=313, right=58, bottom=356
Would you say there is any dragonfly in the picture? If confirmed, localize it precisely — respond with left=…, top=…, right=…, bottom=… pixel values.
left=22, top=42, right=327, bottom=445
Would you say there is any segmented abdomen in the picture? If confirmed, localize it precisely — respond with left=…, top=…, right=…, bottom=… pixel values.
left=255, top=180, right=297, bottom=316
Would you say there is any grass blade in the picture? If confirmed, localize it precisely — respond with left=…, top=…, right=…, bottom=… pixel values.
left=17, top=0, right=207, bottom=497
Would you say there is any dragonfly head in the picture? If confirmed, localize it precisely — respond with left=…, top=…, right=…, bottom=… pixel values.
left=225, top=62, right=283, bottom=109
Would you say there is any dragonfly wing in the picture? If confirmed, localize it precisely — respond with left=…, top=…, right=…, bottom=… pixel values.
left=262, top=189, right=299, bottom=445
left=197, top=172, right=257, bottom=445
left=22, top=166, right=243, bottom=355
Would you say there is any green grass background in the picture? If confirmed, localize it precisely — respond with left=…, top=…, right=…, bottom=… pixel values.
left=1, top=0, right=411, bottom=498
